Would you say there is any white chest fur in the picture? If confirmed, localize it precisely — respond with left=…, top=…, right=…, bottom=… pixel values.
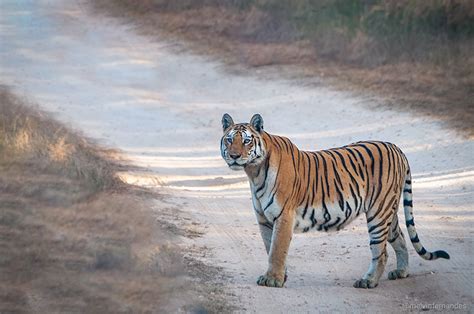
left=249, top=168, right=281, bottom=222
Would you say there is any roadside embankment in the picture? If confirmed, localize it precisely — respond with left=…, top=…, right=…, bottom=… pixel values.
left=0, top=87, right=206, bottom=312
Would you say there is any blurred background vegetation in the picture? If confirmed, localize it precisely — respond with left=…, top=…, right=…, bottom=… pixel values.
left=110, top=0, right=473, bottom=66
left=93, top=0, right=473, bottom=134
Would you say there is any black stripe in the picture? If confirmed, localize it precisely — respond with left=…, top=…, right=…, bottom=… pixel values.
left=256, top=158, right=270, bottom=196
left=351, top=146, right=366, bottom=167
left=318, top=157, right=331, bottom=225
left=273, top=196, right=290, bottom=223
left=380, top=142, right=392, bottom=181
left=368, top=183, right=376, bottom=212
left=370, top=238, right=385, bottom=245
left=264, top=144, right=283, bottom=199
left=296, top=146, right=302, bottom=170
left=322, top=217, right=341, bottom=231
left=263, top=194, right=274, bottom=211
left=328, top=155, right=345, bottom=211
left=302, top=207, right=308, bottom=220
left=404, top=200, right=413, bottom=207
left=325, top=152, right=343, bottom=192
left=366, top=191, right=396, bottom=224
left=272, top=151, right=283, bottom=191
left=303, top=152, right=313, bottom=210
left=288, top=146, right=300, bottom=197
left=321, top=153, right=331, bottom=199
left=335, top=151, right=361, bottom=197
left=358, top=143, right=375, bottom=176
left=369, top=198, right=396, bottom=234
left=273, top=209, right=284, bottom=222
left=349, top=183, right=359, bottom=214
left=391, top=145, right=402, bottom=186
left=388, top=233, right=399, bottom=243
left=335, top=182, right=345, bottom=211
left=370, top=228, right=390, bottom=244
left=368, top=217, right=389, bottom=233
left=322, top=202, right=331, bottom=223
left=259, top=221, right=273, bottom=230
left=337, top=202, right=353, bottom=230
left=369, top=142, right=384, bottom=209
left=330, top=158, right=344, bottom=189
left=372, top=252, right=385, bottom=261
left=347, top=170, right=362, bottom=214
left=310, top=153, right=319, bottom=210
left=386, top=143, right=399, bottom=190
left=345, top=202, right=352, bottom=218
left=272, top=136, right=283, bottom=151
left=310, top=209, right=317, bottom=227
left=410, top=234, right=420, bottom=243
left=390, top=215, right=399, bottom=234
left=333, top=150, right=350, bottom=172
left=308, top=153, right=318, bottom=211
left=282, top=137, right=291, bottom=152
left=289, top=147, right=297, bottom=175
left=344, top=147, right=363, bottom=180
left=352, top=146, right=370, bottom=204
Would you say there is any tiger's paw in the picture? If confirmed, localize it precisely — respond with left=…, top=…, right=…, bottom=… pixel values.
left=353, top=278, right=378, bottom=289
left=388, top=269, right=409, bottom=280
left=257, top=273, right=285, bottom=288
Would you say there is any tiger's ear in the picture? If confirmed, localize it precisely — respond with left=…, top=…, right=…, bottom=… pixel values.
left=250, top=114, right=264, bottom=133
left=222, top=113, right=234, bottom=132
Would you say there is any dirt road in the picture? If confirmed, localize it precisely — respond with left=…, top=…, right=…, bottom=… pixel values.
left=1, top=1, right=472, bottom=312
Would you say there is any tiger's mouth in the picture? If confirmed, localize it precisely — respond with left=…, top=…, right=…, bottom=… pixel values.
left=228, top=161, right=245, bottom=170
left=225, top=154, right=263, bottom=170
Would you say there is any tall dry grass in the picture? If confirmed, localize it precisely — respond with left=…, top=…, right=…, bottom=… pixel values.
left=0, top=88, right=222, bottom=312
left=0, top=87, right=118, bottom=190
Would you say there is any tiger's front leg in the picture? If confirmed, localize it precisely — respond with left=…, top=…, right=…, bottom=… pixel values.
left=257, top=208, right=295, bottom=288
left=256, top=212, right=272, bottom=254
left=256, top=212, right=289, bottom=284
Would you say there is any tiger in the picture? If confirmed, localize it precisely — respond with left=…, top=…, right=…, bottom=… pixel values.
left=220, top=113, right=449, bottom=289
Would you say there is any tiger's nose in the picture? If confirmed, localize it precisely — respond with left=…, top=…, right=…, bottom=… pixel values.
left=229, top=153, right=241, bottom=160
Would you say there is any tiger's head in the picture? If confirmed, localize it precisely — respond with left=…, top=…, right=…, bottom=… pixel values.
left=220, top=113, right=266, bottom=170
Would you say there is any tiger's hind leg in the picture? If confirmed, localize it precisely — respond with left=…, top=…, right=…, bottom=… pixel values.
left=353, top=233, right=388, bottom=288
left=387, top=214, right=409, bottom=280
left=354, top=210, right=392, bottom=289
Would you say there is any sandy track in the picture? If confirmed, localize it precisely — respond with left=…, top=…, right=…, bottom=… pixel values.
left=1, top=0, right=473, bottom=312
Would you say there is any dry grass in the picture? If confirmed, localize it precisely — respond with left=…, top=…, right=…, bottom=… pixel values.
left=90, top=0, right=474, bottom=137
left=0, top=87, right=119, bottom=190
left=0, top=88, right=225, bottom=312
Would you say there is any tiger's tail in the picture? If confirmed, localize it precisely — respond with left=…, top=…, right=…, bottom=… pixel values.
left=403, top=169, right=450, bottom=260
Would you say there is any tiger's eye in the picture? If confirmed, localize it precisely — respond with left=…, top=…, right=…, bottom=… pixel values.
left=227, top=137, right=233, bottom=144
left=244, top=138, right=251, bottom=145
